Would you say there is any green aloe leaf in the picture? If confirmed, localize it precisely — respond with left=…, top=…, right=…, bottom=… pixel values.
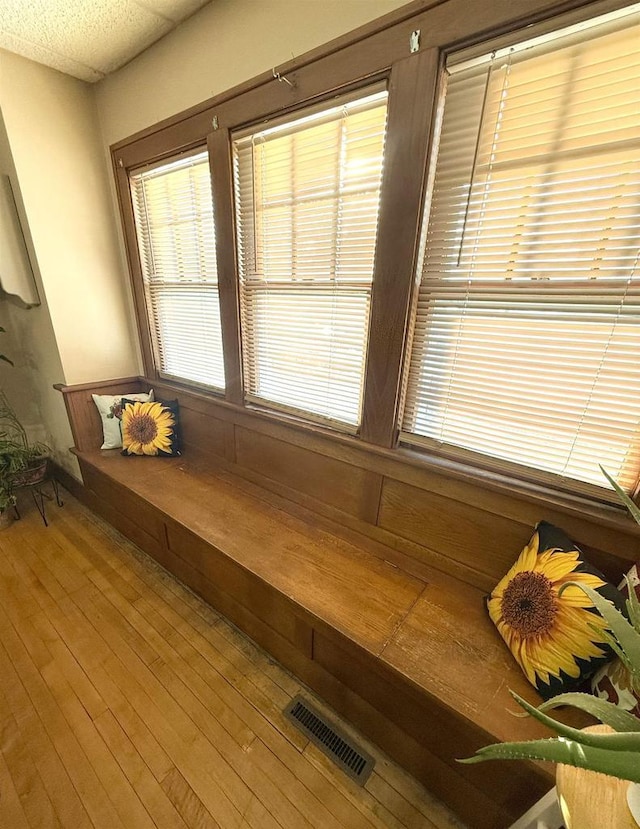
left=588, top=625, right=632, bottom=675
left=600, top=465, right=640, bottom=527
left=459, top=739, right=640, bottom=783
left=559, top=581, right=640, bottom=684
left=511, top=692, right=640, bottom=750
left=538, top=693, right=640, bottom=733
left=626, top=574, right=640, bottom=632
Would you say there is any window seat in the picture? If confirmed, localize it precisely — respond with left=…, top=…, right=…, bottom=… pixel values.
left=56, top=378, right=600, bottom=829
left=68, top=443, right=573, bottom=829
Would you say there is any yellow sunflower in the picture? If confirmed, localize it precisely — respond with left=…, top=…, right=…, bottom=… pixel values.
left=122, top=401, right=175, bottom=456
left=488, top=530, right=611, bottom=688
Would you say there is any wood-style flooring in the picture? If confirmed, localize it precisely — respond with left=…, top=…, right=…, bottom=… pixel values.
left=0, top=488, right=465, bottom=829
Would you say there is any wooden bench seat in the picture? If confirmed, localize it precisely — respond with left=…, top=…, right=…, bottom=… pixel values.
left=70, top=446, right=555, bottom=828
left=57, top=377, right=628, bottom=828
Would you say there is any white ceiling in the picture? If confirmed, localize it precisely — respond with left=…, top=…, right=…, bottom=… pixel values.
left=0, top=0, right=212, bottom=82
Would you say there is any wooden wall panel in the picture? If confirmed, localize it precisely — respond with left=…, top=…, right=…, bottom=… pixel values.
left=234, top=426, right=383, bottom=523
left=178, top=402, right=228, bottom=459
left=380, top=452, right=640, bottom=566
left=378, top=477, right=532, bottom=582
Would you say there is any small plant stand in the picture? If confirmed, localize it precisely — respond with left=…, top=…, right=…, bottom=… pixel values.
left=14, top=469, right=63, bottom=527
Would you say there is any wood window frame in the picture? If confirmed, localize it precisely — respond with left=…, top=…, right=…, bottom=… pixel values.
left=111, top=0, right=634, bottom=508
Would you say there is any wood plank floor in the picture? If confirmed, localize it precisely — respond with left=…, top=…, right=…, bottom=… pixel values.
left=0, top=489, right=466, bottom=829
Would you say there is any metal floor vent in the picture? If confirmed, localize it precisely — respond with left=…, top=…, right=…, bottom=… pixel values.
left=284, top=695, right=375, bottom=785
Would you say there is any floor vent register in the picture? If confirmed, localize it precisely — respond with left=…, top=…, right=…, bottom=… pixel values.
left=284, top=695, right=375, bottom=786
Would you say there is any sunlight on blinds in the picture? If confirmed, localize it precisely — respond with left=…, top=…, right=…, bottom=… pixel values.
left=234, top=89, right=388, bottom=428
left=402, top=6, right=640, bottom=494
left=130, top=151, right=225, bottom=390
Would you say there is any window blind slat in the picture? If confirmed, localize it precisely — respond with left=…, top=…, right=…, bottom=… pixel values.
left=402, top=6, right=640, bottom=494
left=233, top=90, right=388, bottom=427
left=130, top=151, right=225, bottom=390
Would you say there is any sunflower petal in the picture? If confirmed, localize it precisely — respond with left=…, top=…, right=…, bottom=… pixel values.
left=535, top=549, right=581, bottom=581
left=517, top=533, right=540, bottom=572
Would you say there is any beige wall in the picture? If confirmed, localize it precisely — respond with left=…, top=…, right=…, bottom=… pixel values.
left=96, top=0, right=412, bottom=145
left=0, top=49, right=140, bottom=387
left=0, top=108, right=77, bottom=476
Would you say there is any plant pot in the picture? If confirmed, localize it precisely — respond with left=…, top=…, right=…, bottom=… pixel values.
left=628, top=782, right=640, bottom=827
left=556, top=725, right=639, bottom=828
left=12, top=456, right=48, bottom=487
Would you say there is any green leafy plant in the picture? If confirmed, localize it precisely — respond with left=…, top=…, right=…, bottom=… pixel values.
left=0, top=391, right=49, bottom=459
left=0, top=391, right=50, bottom=513
left=0, top=482, right=16, bottom=512
left=461, top=467, right=640, bottom=784
left=0, top=328, right=49, bottom=516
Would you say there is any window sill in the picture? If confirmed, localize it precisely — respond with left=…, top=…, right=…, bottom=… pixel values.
left=391, top=440, right=639, bottom=539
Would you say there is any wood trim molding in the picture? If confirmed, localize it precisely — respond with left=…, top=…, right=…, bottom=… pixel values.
left=53, top=377, right=142, bottom=394
left=112, top=160, right=157, bottom=377
left=207, top=128, right=243, bottom=405
left=51, top=461, right=84, bottom=500
left=360, top=48, right=441, bottom=447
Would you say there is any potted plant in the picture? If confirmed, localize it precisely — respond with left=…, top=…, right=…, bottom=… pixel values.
left=0, top=328, right=51, bottom=527
left=0, top=392, right=50, bottom=491
left=462, top=468, right=640, bottom=823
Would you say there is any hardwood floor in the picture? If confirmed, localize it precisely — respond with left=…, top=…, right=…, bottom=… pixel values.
left=0, top=489, right=466, bottom=829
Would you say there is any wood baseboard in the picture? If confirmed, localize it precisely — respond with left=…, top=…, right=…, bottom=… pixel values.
left=51, top=461, right=85, bottom=501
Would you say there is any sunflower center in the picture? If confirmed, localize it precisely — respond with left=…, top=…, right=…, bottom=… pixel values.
left=128, top=413, right=158, bottom=445
left=501, top=571, right=557, bottom=638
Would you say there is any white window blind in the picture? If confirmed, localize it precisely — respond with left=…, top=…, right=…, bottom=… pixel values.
left=233, top=88, right=388, bottom=429
left=402, top=4, right=640, bottom=495
left=130, top=151, right=225, bottom=390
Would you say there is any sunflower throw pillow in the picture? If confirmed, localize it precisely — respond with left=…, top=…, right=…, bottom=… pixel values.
left=92, top=389, right=154, bottom=449
left=121, top=398, right=181, bottom=457
left=487, top=521, right=625, bottom=700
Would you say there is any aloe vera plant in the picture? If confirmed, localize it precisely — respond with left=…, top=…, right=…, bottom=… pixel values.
left=461, top=467, right=640, bottom=783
